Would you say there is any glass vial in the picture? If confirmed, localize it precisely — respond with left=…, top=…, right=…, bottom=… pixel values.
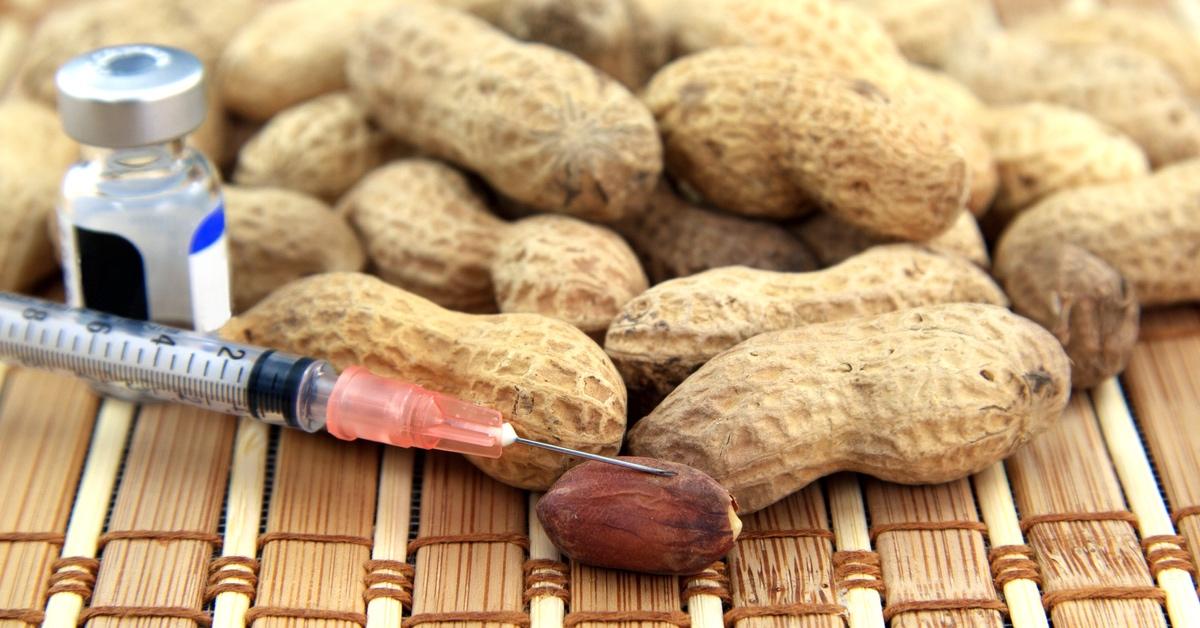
left=55, top=44, right=231, bottom=333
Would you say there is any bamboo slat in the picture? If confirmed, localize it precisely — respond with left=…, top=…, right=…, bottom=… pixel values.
left=43, top=398, right=135, bottom=628
left=726, top=486, right=838, bottom=628
left=1123, top=307, right=1200, bottom=580
left=1117, top=307, right=1200, bottom=622
left=1006, top=394, right=1166, bottom=627
left=254, top=430, right=378, bottom=628
left=527, top=494, right=565, bottom=628
left=825, top=474, right=884, bottom=628
left=1094, top=377, right=1200, bottom=625
left=0, top=370, right=98, bottom=628
left=568, top=563, right=681, bottom=628
left=412, top=453, right=525, bottom=628
left=212, top=418, right=269, bottom=628
left=89, top=404, right=235, bottom=628
left=970, top=463, right=1049, bottom=628
left=864, top=479, right=1002, bottom=627
left=367, top=448, right=416, bottom=628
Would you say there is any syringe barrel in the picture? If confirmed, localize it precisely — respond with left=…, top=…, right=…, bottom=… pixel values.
left=0, top=292, right=332, bottom=432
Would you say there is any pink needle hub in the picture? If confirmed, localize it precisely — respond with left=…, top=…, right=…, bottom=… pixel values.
left=325, top=366, right=515, bottom=457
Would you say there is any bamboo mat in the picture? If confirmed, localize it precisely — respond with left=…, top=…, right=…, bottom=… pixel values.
left=1, top=308, right=1199, bottom=628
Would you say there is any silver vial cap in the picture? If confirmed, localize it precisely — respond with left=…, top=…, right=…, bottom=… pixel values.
left=56, top=44, right=207, bottom=148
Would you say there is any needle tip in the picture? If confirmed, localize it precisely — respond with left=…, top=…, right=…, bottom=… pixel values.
left=512, top=436, right=676, bottom=477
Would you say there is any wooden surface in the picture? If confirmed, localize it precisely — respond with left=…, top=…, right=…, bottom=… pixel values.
left=0, top=371, right=97, bottom=628
left=0, top=306, right=1197, bottom=628
left=866, top=480, right=1002, bottom=627
left=255, top=430, right=378, bottom=628
left=1007, top=396, right=1166, bottom=627
left=413, top=454, right=526, bottom=628
left=89, top=405, right=235, bottom=628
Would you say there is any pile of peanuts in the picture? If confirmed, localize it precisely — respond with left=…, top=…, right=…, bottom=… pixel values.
left=2, top=0, right=1198, bottom=523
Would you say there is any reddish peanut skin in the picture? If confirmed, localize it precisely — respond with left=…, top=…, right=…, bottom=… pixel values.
left=537, top=458, right=740, bottom=575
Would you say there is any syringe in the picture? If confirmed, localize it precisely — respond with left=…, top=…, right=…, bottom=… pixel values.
left=0, top=292, right=671, bottom=476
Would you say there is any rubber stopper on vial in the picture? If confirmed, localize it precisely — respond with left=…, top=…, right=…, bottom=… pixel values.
left=325, top=366, right=508, bottom=458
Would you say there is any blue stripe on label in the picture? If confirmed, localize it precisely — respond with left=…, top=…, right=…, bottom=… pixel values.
left=190, top=203, right=225, bottom=253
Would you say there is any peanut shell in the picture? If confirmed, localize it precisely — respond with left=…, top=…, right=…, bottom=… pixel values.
left=537, top=458, right=740, bottom=575
left=338, top=160, right=501, bottom=313
left=628, top=303, right=1071, bottom=513
left=221, top=272, right=627, bottom=491
left=901, top=66, right=997, bottom=216
left=337, top=160, right=648, bottom=335
left=16, top=0, right=239, bottom=159
left=0, top=99, right=79, bottom=292
left=626, top=0, right=996, bottom=220
left=217, top=0, right=400, bottom=120
left=606, top=244, right=1007, bottom=406
left=449, top=0, right=669, bottom=88
left=614, top=185, right=817, bottom=284
left=234, top=93, right=384, bottom=202
left=223, top=186, right=365, bottom=312
left=845, top=0, right=998, bottom=66
left=998, top=244, right=1138, bottom=389
left=643, top=47, right=967, bottom=239
left=492, top=215, right=647, bottom=336
left=995, top=160, right=1200, bottom=307
left=672, top=0, right=907, bottom=86
left=981, top=103, right=1150, bottom=233
left=346, top=3, right=662, bottom=222
left=1018, top=7, right=1200, bottom=100
left=793, top=210, right=989, bottom=268
left=0, top=18, right=26, bottom=93
left=944, top=31, right=1200, bottom=166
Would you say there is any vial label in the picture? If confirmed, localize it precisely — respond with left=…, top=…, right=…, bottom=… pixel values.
left=188, top=204, right=232, bottom=332
left=71, top=226, right=149, bottom=320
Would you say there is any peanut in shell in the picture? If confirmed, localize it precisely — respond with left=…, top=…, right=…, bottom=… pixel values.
left=643, top=47, right=967, bottom=239
left=223, top=186, right=365, bottom=312
left=221, top=272, right=627, bottom=491
left=337, top=159, right=648, bottom=336
left=998, top=244, right=1138, bottom=390
left=627, top=303, right=1071, bottom=513
left=995, top=159, right=1200, bottom=307
left=945, top=31, right=1200, bottom=167
left=346, top=3, right=662, bottom=222
left=981, top=103, right=1149, bottom=232
left=234, top=93, right=384, bottom=202
left=605, top=244, right=1007, bottom=407
left=614, top=185, right=818, bottom=284
left=792, top=210, right=989, bottom=269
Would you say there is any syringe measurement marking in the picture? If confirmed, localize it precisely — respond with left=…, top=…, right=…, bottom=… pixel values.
left=0, top=310, right=253, bottom=414
left=0, top=337, right=251, bottom=413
